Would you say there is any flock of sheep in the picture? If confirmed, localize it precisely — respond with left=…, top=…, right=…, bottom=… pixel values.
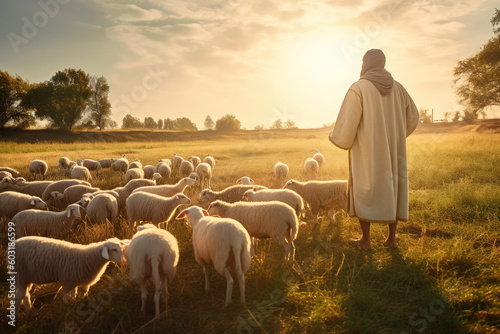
left=0, top=149, right=348, bottom=320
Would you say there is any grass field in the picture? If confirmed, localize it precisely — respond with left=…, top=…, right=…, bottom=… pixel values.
left=0, top=127, right=499, bottom=333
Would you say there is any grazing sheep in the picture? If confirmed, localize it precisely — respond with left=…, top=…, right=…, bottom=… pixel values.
left=0, top=177, right=53, bottom=197
left=152, top=173, right=162, bottom=182
left=86, top=193, right=119, bottom=226
left=13, top=236, right=125, bottom=313
left=0, top=167, right=20, bottom=177
left=82, top=159, right=103, bottom=172
left=111, top=157, right=129, bottom=173
left=180, top=160, right=194, bottom=178
left=127, top=192, right=191, bottom=229
left=196, top=163, right=212, bottom=189
left=156, top=159, right=172, bottom=169
left=76, top=158, right=84, bottom=166
left=28, top=160, right=48, bottom=178
left=126, top=224, right=179, bottom=318
left=98, top=158, right=115, bottom=168
left=59, top=157, right=71, bottom=170
left=129, top=159, right=143, bottom=170
left=312, top=152, right=325, bottom=168
left=41, top=179, right=91, bottom=201
left=12, top=204, right=83, bottom=239
left=207, top=201, right=298, bottom=261
left=283, top=179, right=348, bottom=224
left=188, top=156, right=201, bottom=167
left=112, top=179, right=156, bottom=210
left=198, top=185, right=267, bottom=204
left=49, top=185, right=100, bottom=209
left=70, top=165, right=92, bottom=181
left=125, top=168, right=145, bottom=183
left=273, top=162, right=289, bottom=183
left=203, top=155, right=215, bottom=170
left=176, top=206, right=251, bottom=307
left=171, top=154, right=184, bottom=176
left=243, top=188, right=304, bottom=217
left=0, top=191, right=47, bottom=221
left=143, top=165, right=157, bottom=179
left=0, top=171, right=13, bottom=179
left=132, top=177, right=196, bottom=198
left=236, top=177, right=254, bottom=185
left=157, top=163, right=171, bottom=180
left=304, top=158, right=319, bottom=179
left=76, top=190, right=120, bottom=209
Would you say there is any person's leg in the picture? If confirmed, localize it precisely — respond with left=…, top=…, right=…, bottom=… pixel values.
left=385, top=223, right=398, bottom=247
left=356, top=219, right=371, bottom=249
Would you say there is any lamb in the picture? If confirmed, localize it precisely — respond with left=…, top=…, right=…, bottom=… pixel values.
left=86, top=193, right=118, bottom=226
left=59, top=157, right=71, bottom=170
left=180, top=160, right=194, bottom=178
left=188, top=156, right=201, bottom=167
left=70, top=165, right=92, bottom=181
left=196, top=163, right=212, bottom=189
left=49, top=185, right=100, bottom=208
left=273, top=162, right=289, bottom=183
left=125, top=224, right=179, bottom=318
left=127, top=192, right=191, bottom=229
left=12, top=203, right=84, bottom=239
left=176, top=206, right=251, bottom=307
left=304, top=158, right=319, bottom=179
left=13, top=236, right=125, bottom=313
left=129, top=159, right=142, bottom=170
left=82, top=159, right=103, bottom=172
left=203, top=155, right=215, bottom=170
left=111, top=179, right=156, bottom=210
left=143, top=165, right=157, bottom=179
left=243, top=188, right=304, bottom=217
left=0, top=191, right=47, bottom=221
left=171, top=153, right=184, bottom=176
left=0, top=167, right=20, bottom=177
left=125, top=168, right=145, bottom=183
left=157, top=163, right=171, bottom=179
left=111, top=157, right=129, bottom=173
left=98, top=158, right=115, bottom=168
left=236, top=176, right=254, bottom=185
left=28, top=160, right=48, bottom=178
left=283, top=179, right=348, bottom=224
left=41, top=179, right=91, bottom=201
left=207, top=200, right=298, bottom=261
left=0, top=177, right=53, bottom=197
left=156, top=159, right=172, bottom=169
left=313, top=152, right=325, bottom=168
left=198, top=185, right=267, bottom=204
left=132, top=177, right=196, bottom=198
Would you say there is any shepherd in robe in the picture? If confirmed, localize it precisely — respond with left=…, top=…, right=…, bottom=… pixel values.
left=329, top=49, right=419, bottom=249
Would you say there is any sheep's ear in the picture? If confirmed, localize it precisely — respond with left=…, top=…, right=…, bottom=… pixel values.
left=30, top=199, right=35, bottom=205
left=202, top=210, right=210, bottom=217
left=67, top=208, right=71, bottom=218
left=236, top=178, right=242, bottom=184
left=101, top=245, right=110, bottom=260
left=176, top=210, right=187, bottom=219
left=175, top=195, right=179, bottom=199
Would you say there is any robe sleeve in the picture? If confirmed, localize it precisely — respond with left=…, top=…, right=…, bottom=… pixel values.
left=405, top=93, right=419, bottom=137
left=329, top=87, right=362, bottom=150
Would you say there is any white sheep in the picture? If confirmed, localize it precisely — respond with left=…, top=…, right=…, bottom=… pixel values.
left=171, top=153, right=184, bottom=176
left=125, top=224, right=179, bottom=318
left=273, top=162, right=289, bottom=183
left=152, top=173, right=162, bottom=182
left=12, top=203, right=84, bottom=239
left=125, top=168, right=145, bottom=183
left=132, top=177, right=196, bottom=198
left=41, top=179, right=91, bottom=201
left=176, top=206, right=251, bottom=307
left=0, top=191, right=47, bottom=221
left=86, top=193, right=119, bottom=226
left=82, top=159, right=103, bottom=172
left=157, top=163, right=171, bottom=180
left=283, top=179, right=348, bottom=224
left=156, top=159, right=172, bottom=169
left=207, top=200, right=298, bottom=261
left=0, top=177, right=53, bottom=197
left=112, top=179, right=156, bottom=210
left=59, top=157, right=71, bottom=170
left=76, top=190, right=120, bottom=209
left=198, top=185, right=267, bottom=204
left=13, top=236, right=125, bottom=313
left=196, top=163, right=212, bottom=189
left=70, top=165, right=92, bottom=181
left=243, top=188, right=304, bottom=217
left=129, top=159, right=143, bottom=170
left=143, top=165, right=157, bottom=179
left=203, top=155, right=215, bottom=170
left=50, top=185, right=100, bottom=209
left=126, top=192, right=191, bottom=229
left=236, top=176, right=254, bottom=185
left=180, top=160, right=194, bottom=178
left=111, top=158, right=129, bottom=173
left=97, top=158, right=115, bottom=168
left=28, top=160, right=48, bottom=178
left=0, top=167, right=20, bottom=177
left=304, top=158, right=319, bottom=179
left=312, top=152, right=325, bottom=168
left=76, top=158, right=84, bottom=166
left=188, top=156, right=201, bottom=167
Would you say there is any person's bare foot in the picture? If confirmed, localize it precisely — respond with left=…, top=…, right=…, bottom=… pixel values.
left=351, top=238, right=371, bottom=249
left=384, top=239, right=398, bottom=248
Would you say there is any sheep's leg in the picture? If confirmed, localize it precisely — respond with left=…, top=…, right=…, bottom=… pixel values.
left=313, top=212, right=319, bottom=224
left=224, top=267, right=234, bottom=308
left=239, top=273, right=246, bottom=305
left=140, top=282, right=147, bottom=313
left=15, top=284, right=30, bottom=313
left=153, top=277, right=162, bottom=319
left=128, top=218, right=135, bottom=230
left=202, top=263, right=210, bottom=293
left=328, top=209, right=336, bottom=224
left=163, top=278, right=169, bottom=316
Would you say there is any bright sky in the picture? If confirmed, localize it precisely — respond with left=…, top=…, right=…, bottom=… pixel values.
left=1, top=0, right=498, bottom=129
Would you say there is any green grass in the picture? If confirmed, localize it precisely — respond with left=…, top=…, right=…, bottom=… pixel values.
left=0, top=129, right=499, bottom=333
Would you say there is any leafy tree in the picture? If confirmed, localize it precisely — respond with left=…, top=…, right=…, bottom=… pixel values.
left=144, top=117, right=157, bottom=129
left=254, top=124, right=264, bottom=130
left=454, top=9, right=500, bottom=120
left=87, top=76, right=112, bottom=131
left=204, top=115, right=215, bottom=130
left=164, top=118, right=173, bottom=130
left=419, top=108, right=432, bottom=123
left=0, top=70, right=34, bottom=128
left=284, top=120, right=297, bottom=129
left=443, top=112, right=451, bottom=122
left=122, top=114, right=143, bottom=128
left=270, top=119, right=283, bottom=129
left=452, top=111, right=461, bottom=123
left=173, top=117, right=197, bottom=131
left=157, top=119, right=163, bottom=129
left=215, top=114, right=241, bottom=131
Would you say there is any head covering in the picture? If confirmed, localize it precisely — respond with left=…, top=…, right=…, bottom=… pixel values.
left=360, top=49, right=394, bottom=95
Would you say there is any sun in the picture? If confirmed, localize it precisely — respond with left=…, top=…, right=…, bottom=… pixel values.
left=298, top=40, right=345, bottom=86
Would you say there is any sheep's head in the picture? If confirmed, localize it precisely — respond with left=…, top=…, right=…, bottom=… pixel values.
left=189, top=172, right=199, bottom=181
left=242, top=189, right=254, bottom=201
left=283, top=180, right=296, bottom=189
left=206, top=200, right=223, bottom=216
left=31, top=197, right=48, bottom=210
left=152, top=173, right=162, bottom=181
left=66, top=204, right=83, bottom=219
left=198, top=188, right=215, bottom=203
left=176, top=206, right=209, bottom=228
left=180, top=177, right=197, bottom=187
left=14, top=177, right=27, bottom=185
left=101, top=238, right=126, bottom=264
left=173, top=193, right=191, bottom=206
left=51, top=191, right=64, bottom=201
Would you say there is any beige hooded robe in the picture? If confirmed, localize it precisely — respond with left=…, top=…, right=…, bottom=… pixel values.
left=329, top=77, right=419, bottom=223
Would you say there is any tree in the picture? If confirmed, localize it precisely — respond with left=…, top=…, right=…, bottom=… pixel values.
left=419, top=108, right=432, bottom=123
left=254, top=124, right=264, bottom=130
left=215, top=114, right=241, bottom=131
left=270, top=119, right=283, bottom=129
left=157, top=119, right=163, bottom=130
left=87, top=76, right=112, bottom=131
left=164, top=118, right=173, bottom=130
left=284, top=120, right=297, bottom=129
left=173, top=117, right=197, bottom=131
left=0, top=70, right=34, bottom=128
left=204, top=115, right=215, bottom=130
left=443, top=112, right=452, bottom=122
left=144, top=117, right=157, bottom=129
left=122, top=114, right=143, bottom=128
left=454, top=9, right=500, bottom=120
left=452, top=111, right=461, bottom=123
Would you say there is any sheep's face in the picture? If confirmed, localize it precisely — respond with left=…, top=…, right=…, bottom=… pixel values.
left=31, top=197, right=48, bottom=210
left=242, top=190, right=253, bottom=201
left=181, top=177, right=197, bottom=186
left=189, top=173, right=199, bottom=181
left=198, top=189, right=215, bottom=203
left=283, top=180, right=295, bottom=189
left=174, top=194, right=191, bottom=205
left=176, top=206, right=209, bottom=228
left=207, top=201, right=221, bottom=216
left=66, top=204, right=82, bottom=219
left=101, top=239, right=124, bottom=264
